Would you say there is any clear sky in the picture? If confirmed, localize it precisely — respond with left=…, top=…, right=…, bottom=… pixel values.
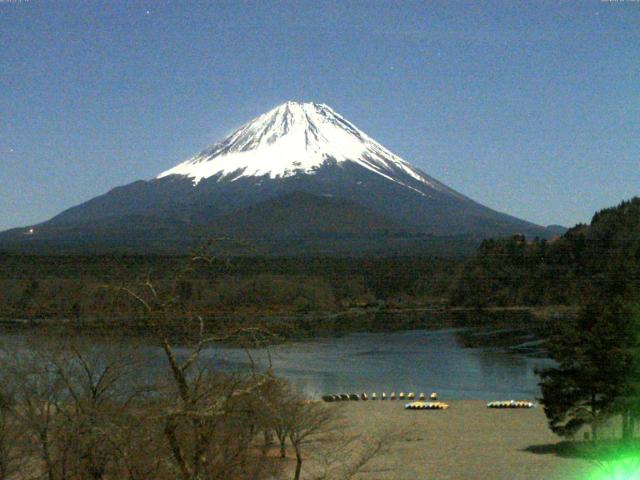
left=1, top=0, right=638, bottom=231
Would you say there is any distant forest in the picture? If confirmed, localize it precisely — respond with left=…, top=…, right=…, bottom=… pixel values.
left=1, top=197, right=637, bottom=320
left=0, top=254, right=456, bottom=320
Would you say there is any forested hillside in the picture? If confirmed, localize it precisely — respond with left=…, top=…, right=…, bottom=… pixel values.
left=449, top=197, right=640, bottom=307
left=3, top=197, right=637, bottom=319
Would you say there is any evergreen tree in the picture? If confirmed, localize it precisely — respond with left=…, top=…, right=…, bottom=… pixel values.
left=610, top=303, right=640, bottom=440
left=538, top=300, right=640, bottom=440
left=449, top=196, right=639, bottom=308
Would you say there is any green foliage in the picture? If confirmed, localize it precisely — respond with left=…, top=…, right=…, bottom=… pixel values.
left=537, top=301, right=640, bottom=439
left=532, top=198, right=640, bottom=441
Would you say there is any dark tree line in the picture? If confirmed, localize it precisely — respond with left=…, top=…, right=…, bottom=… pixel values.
left=449, top=197, right=640, bottom=308
left=0, top=255, right=457, bottom=320
left=533, top=198, right=640, bottom=440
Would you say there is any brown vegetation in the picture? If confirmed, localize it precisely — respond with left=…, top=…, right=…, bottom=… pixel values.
left=0, top=250, right=398, bottom=480
left=0, top=254, right=455, bottom=321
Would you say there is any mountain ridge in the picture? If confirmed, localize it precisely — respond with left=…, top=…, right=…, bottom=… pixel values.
left=0, top=101, right=559, bottom=255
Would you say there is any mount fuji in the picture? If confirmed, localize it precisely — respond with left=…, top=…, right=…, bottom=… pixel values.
left=0, top=101, right=557, bottom=254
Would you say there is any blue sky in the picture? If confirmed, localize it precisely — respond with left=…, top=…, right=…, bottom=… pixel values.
left=1, top=0, right=638, bottom=231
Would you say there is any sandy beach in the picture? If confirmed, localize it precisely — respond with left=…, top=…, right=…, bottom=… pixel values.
left=316, top=400, right=592, bottom=480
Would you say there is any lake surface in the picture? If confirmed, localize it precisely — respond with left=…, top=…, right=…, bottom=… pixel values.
left=2, top=320, right=553, bottom=400
left=192, top=327, right=552, bottom=400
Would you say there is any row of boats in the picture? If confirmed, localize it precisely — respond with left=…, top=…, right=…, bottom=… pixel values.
left=321, top=393, right=536, bottom=409
left=404, top=400, right=536, bottom=410
left=322, top=392, right=437, bottom=402
left=486, top=400, right=535, bottom=409
left=405, top=401, right=449, bottom=410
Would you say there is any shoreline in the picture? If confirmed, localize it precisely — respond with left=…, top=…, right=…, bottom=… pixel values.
left=0, top=304, right=576, bottom=321
left=0, top=307, right=567, bottom=355
left=0, top=304, right=574, bottom=329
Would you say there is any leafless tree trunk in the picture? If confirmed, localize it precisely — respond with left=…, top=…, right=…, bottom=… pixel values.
left=113, top=250, right=281, bottom=480
left=286, top=400, right=337, bottom=480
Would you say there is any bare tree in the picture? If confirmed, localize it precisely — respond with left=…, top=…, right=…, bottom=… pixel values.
left=260, top=375, right=294, bottom=459
left=274, top=396, right=403, bottom=480
left=1, top=342, right=66, bottom=480
left=113, top=249, right=281, bottom=480
left=51, top=340, right=143, bottom=478
left=287, top=400, right=338, bottom=480
left=0, top=386, right=26, bottom=480
left=311, top=429, right=402, bottom=480
left=0, top=335, right=152, bottom=480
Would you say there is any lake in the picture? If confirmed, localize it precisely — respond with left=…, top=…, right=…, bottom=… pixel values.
left=192, top=327, right=552, bottom=400
left=1, top=317, right=553, bottom=401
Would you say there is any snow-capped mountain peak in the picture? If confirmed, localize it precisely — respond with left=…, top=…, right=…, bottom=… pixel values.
left=0, top=101, right=552, bottom=252
left=157, top=101, right=442, bottom=193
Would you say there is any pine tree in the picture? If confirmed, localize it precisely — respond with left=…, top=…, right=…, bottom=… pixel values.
left=538, top=300, right=640, bottom=440
left=610, top=303, right=640, bottom=441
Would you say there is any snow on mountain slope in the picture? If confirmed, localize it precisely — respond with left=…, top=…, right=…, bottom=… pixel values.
left=0, top=100, right=556, bottom=254
left=157, top=101, right=447, bottom=197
